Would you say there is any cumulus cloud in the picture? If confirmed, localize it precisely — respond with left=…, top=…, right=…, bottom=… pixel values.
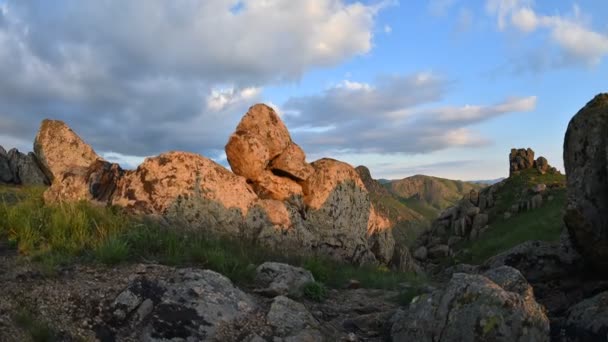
left=0, top=0, right=385, bottom=159
left=486, top=1, right=608, bottom=66
left=283, top=73, right=536, bottom=154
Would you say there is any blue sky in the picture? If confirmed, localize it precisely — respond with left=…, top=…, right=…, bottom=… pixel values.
left=0, top=1, right=606, bottom=180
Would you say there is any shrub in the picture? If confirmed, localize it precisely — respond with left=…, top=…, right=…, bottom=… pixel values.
left=302, top=281, right=328, bottom=302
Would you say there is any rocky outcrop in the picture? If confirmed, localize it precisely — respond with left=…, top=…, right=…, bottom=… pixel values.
left=6, top=149, right=49, bottom=185
left=113, top=151, right=258, bottom=236
left=390, top=268, right=550, bottom=341
left=34, top=119, right=102, bottom=182
left=0, top=146, right=13, bottom=183
left=510, top=148, right=535, bottom=175
left=225, top=104, right=312, bottom=201
left=563, top=93, right=608, bottom=272
left=254, top=262, right=315, bottom=298
left=510, top=148, right=556, bottom=176
left=35, top=104, right=397, bottom=265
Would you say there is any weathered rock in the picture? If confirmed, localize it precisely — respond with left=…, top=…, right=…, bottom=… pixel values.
left=535, top=156, right=549, bottom=174
left=253, top=171, right=303, bottom=201
left=231, top=104, right=291, bottom=160
left=469, top=189, right=479, bottom=206
left=0, top=146, right=12, bottom=183
left=225, top=132, right=269, bottom=181
left=254, top=262, right=315, bottom=298
left=531, top=194, right=543, bottom=209
left=428, top=244, right=450, bottom=259
left=471, top=214, right=489, bottom=238
left=110, top=269, right=257, bottom=341
left=302, top=158, right=376, bottom=264
left=112, top=152, right=258, bottom=236
left=270, top=143, right=314, bottom=182
left=564, top=291, right=608, bottom=341
left=367, top=205, right=395, bottom=264
left=7, top=149, right=49, bottom=185
left=414, top=246, right=428, bottom=261
left=466, top=206, right=480, bottom=217
left=44, top=159, right=123, bottom=204
left=34, top=119, right=101, bottom=182
left=390, top=246, right=421, bottom=274
left=266, top=296, right=321, bottom=339
left=482, top=266, right=535, bottom=300
left=510, top=148, right=535, bottom=176
left=563, top=93, right=608, bottom=271
left=390, top=272, right=550, bottom=342
left=483, top=239, right=582, bottom=286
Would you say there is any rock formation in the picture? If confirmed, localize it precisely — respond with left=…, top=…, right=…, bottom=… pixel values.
left=0, top=146, right=49, bottom=186
left=33, top=104, right=399, bottom=265
left=510, top=147, right=557, bottom=176
left=563, top=93, right=608, bottom=272
left=390, top=267, right=550, bottom=341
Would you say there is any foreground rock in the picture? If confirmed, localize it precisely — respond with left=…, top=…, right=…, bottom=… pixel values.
left=254, top=262, right=315, bottom=298
left=563, top=93, right=608, bottom=272
left=564, top=291, right=608, bottom=341
left=107, top=268, right=257, bottom=341
left=391, top=268, right=550, bottom=341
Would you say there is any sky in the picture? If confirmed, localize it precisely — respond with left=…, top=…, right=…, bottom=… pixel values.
left=0, top=0, right=606, bottom=181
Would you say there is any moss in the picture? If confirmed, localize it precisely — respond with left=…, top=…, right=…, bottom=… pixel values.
left=482, top=315, right=502, bottom=336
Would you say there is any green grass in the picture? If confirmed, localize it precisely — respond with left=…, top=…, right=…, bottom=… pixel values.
left=13, top=308, right=57, bottom=342
left=456, top=188, right=566, bottom=264
left=487, top=168, right=565, bottom=220
left=0, top=185, right=424, bottom=291
left=302, top=281, right=328, bottom=302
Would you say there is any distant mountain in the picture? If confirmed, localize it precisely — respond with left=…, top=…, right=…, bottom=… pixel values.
left=355, top=168, right=482, bottom=246
left=384, top=175, right=483, bottom=220
left=469, top=178, right=506, bottom=185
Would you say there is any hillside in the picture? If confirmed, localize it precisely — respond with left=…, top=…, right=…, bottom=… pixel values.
left=385, top=175, right=483, bottom=220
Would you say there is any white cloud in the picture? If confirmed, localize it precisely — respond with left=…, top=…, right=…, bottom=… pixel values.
left=0, top=0, right=389, bottom=158
left=384, top=25, right=392, bottom=34
left=487, top=1, right=608, bottom=66
left=283, top=74, right=536, bottom=154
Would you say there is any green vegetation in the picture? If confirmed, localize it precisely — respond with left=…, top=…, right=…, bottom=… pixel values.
left=455, top=169, right=567, bottom=264
left=302, top=281, right=328, bottom=302
left=13, top=308, right=57, bottom=342
left=487, top=168, right=565, bottom=219
left=0, top=185, right=424, bottom=291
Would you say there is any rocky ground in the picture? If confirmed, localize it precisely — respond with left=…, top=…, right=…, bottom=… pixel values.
left=0, top=243, right=404, bottom=342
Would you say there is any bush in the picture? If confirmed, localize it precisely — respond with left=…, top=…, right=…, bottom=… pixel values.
left=302, top=281, right=328, bottom=302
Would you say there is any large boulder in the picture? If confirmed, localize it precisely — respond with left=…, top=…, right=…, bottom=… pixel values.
left=106, top=268, right=257, bottom=341
left=112, top=152, right=258, bottom=236
left=302, top=158, right=376, bottom=264
left=34, top=119, right=101, bottom=182
left=225, top=104, right=313, bottom=201
left=266, top=295, right=322, bottom=340
left=564, top=291, right=608, bottom=341
left=390, top=269, right=550, bottom=342
left=563, top=93, right=608, bottom=271
left=254, top=262, right=315, bottom=298
left=7, top=149, right=49, bottom=185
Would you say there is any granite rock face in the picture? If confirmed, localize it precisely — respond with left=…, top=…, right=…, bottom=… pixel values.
left=563, top=93, right=608, bottom=271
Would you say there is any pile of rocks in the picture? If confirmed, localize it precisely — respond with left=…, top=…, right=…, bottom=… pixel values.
left=510, top=148, right=557, bottom=176
left=0, top=146, right=48, bottom=186
left=28, top=104, right=400, bottom=266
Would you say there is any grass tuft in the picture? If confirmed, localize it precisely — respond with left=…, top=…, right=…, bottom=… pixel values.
left=302, top=281, right=328, bottom=302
